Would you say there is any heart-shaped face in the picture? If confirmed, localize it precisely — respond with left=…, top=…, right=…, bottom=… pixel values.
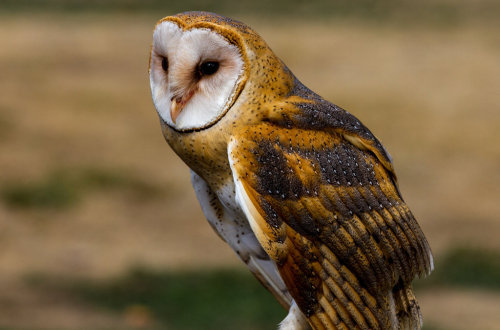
left=150, top=20, right=247, bottom=131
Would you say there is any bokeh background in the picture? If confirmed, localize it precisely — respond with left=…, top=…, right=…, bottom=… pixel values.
left=1, top=1, right=499, bottom=329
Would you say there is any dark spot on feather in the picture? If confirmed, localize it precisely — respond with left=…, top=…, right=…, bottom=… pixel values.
left=259, top=196, right=282, bottom=229
left=254, top=141, right=305, bottom=200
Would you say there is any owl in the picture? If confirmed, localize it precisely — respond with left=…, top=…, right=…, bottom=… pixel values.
left=149, top=11, right=433, bottom=330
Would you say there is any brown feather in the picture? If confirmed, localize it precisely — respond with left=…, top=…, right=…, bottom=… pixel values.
left=229, top=122, right=432, bottom=329
left=153, top=12, right=432, bottom=329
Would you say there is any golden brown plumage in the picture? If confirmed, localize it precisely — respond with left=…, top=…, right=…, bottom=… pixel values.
left=149, top=11, right=433, bottom=329
left=229, top=120, right=432, bottom=329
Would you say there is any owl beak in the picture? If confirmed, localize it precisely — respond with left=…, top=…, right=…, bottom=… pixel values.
left=170, top=98, right=183, bottom=124
left=170, top=90, right=195, bottom=124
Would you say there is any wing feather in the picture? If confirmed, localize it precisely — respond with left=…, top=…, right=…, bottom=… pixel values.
left=228, top=123, right=432, bottom=329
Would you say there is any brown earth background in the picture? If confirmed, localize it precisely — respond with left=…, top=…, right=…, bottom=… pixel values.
left=0, top=1, right=499, bottom=329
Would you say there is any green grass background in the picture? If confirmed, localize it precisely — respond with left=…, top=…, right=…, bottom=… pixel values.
left=26, top=247, right=500, bottom=329
left=2, top=0, right=500, bottom=25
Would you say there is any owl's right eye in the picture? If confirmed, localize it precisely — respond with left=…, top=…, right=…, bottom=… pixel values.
left=161, top=57, right=168, bottom=71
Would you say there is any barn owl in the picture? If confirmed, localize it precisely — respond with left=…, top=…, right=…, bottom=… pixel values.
left=149, top=11, right=433, bottom=330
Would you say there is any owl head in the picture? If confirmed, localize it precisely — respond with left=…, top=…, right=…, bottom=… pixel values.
left=149, top=11, right=294, bottom=132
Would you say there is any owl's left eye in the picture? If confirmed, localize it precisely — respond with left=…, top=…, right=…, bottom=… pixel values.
left=161, top=57, right=168, bottom=71
left=199, top=61, right=219, bottom=76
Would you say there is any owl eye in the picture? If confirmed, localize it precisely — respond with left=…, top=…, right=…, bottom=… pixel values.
left=161, top=57, right=168, bottom=71
left=199, top=61, right=219, bottom=76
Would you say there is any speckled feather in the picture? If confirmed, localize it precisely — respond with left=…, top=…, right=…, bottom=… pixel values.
left=152, top=11, right=432, bottom=329
left=229, top=121, right=432, bottom=328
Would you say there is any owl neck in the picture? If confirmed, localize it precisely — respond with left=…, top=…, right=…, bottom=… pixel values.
left=161, top=118, right=235, bottom=190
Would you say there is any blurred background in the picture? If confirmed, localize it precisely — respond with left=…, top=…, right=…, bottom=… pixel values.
left=1, top=0, right=499, bottom=329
